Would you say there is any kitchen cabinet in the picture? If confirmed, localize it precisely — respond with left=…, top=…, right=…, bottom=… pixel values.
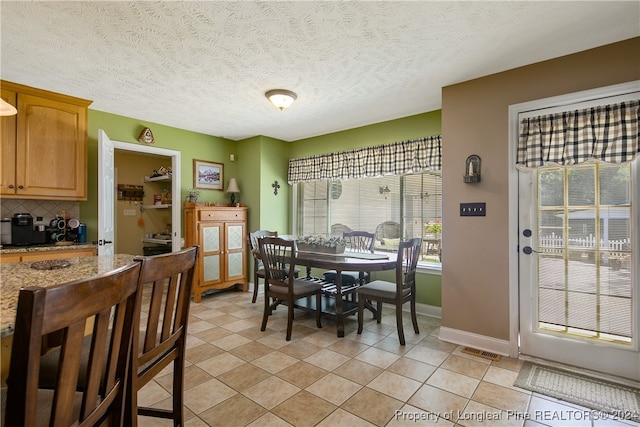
left=1, top=81, right=92, bottom=200
left=184, top=205, right=248, bottom=302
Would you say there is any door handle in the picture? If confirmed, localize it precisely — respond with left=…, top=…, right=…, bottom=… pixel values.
left=98, top=240, right=113, bottom=246
left=522, top=246, right=538, bottom=255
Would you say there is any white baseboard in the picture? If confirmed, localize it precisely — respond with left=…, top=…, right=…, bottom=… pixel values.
left=439, top=326, right=512, bottom=356
left=410, top=302, right=441, bottom=319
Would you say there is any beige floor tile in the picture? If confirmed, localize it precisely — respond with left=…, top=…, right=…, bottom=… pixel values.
left=276, top=361, right=329, bottom=388
left=304, top=348, right=351, bottom=371
left=279, top=339, right=323, bottom=360
left=426, top=368, right=480, bottom=398
left=417, top=335, right=458, bottom=353
left=404, top=345, right=449, bottom=366
left=407, top=384, right=468, bottom=419
left=155, top=364, right=213, bottom=392
left=440, top=354, right=489, bottom=379
left=362, top=321, right=398, bottom=336
left=355, top=346, right=401, bottom=369
left=326, top=337, right=370, bottom=357
left=367, top=370, right=422, bottom=401
left=185, top=334, right=207, bottom=350
left=305, top=372, right=363, bottom=406
left=207, top=313, right=243, bottom=326
left=222, top=318, right=258, bottom=332
left=459, top=400, right=525, bottom=427
left=315, top=408, right=376, bottom=426
left=482, top=365, right=522, bottom=391
left=257, top=332, right=292, bottom=349
left=373, top=336, right=416, bottom=355
left=492, top=356, right=525, bottom=373
left=192, top=326, right=233, bottom=343
left=388, top=357, right=437, bottom=382
left=183, top=378, right=237, bottom=414
left=184, top=418, right=210, bottom=427
left=333, top=358, right=384, bottom=385
left=272, top=390, right=337, bottom=427
left=188, top=319, right=217, bottom=334
left=210, top=332, right=253, bottom=351
left=245, top=412, right=294, bottom=427
left=216, top=362, right=271, bottom=391
left=186, top=342, right=225, bottom=364
left=198, top=394, right=266, bottom=427
left=344, top=329, right=386, bottom=346
left=242, top=376, right=301, bottom=410
left=341, top=387, right=404, bottom=426
left=196, top=352, right=245, bottom=377
left=302, top=330, right=342, bottom=347
left=386, top=403, right=455, bottom=426
left=252, top=350, right=300, bottom=374
left=472, top=381, right=530, bottom=414
left=137, top=380, right=171, bottom=408
left=229, top=340, right=274, bottom=362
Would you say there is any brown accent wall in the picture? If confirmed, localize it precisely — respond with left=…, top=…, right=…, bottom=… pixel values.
left=441, top=38, right=640, bottom=340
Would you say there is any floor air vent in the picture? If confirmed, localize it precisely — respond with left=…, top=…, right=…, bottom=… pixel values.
left=461, top=347, right=501, bottom=361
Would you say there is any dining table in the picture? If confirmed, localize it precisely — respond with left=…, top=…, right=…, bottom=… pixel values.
left=294, top=249, right=398, bottom=337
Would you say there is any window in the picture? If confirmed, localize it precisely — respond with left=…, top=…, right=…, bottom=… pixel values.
left=295, top=172, right=442, bottom=268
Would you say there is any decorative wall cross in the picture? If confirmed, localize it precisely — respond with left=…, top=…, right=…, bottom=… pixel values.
left=272, top=180, right=281, bottom=196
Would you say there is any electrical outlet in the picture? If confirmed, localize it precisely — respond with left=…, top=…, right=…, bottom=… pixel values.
left=123, top=209, right=137, bottom=216
left=460, top=203, right=486, bottom=216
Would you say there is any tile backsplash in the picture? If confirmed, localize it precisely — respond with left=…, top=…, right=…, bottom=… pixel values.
left=0, top=199, right=81, bottom=223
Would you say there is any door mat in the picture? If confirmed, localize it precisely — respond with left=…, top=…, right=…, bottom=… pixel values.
left=513, top=362, right=640, bottom=422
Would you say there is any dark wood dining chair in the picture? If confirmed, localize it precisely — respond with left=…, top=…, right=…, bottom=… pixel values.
left=356, top=238, right=421, bottom=345
left=323, top=230, right=376, bottom=286
left=259, top=237, right=323, bottom=341
left=3, top=261, right=143, bottom=426
left=249, top=230, right=278, bottom=303
left=126, top=246, right=198, bottom=426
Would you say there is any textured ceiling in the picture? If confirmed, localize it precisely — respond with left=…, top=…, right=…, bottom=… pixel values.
left=1, top=1, right=638, bottom=142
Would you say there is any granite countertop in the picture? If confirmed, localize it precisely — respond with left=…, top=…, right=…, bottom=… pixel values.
left=0, top=254, right=136, bottom=337
left=0, top=243, right=97, bottom=254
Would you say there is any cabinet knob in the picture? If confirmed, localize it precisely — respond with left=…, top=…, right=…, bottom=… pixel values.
left=18, top=185, right=24, bottom=189
left=7, top=184, right=14, bottom=189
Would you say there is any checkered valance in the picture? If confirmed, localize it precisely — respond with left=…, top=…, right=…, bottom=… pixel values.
left=288, top=135, right=441, bottom=184
left=517, top=100, right=639, bottom=169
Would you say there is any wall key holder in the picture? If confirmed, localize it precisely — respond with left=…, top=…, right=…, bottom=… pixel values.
left=464, top=155, right=481, bottom=183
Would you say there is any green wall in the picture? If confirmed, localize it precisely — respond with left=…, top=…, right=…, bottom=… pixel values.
left=81, top=110, right=237, bottom=242
left=80, top=108, right=443, bottom=308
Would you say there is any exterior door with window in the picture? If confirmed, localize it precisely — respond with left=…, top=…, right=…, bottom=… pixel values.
left=516, top=90, right=639, bottom=381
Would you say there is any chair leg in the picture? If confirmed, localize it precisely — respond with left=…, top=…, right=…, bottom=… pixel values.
left=315, top=293, right=323, bottom=329
left=286, top=301, right=294, bottom=341
left=410, top=298, right=420, bottom=334
left=376, top=301, right=382, bottom=323
left=396, top=304, right=406, bottom=346
left=357, top=295, right=364, bottom=334
left=252, top=273, right=259, bottom=303
left=261, top=289, right=270, bottom=332
left=172, top=347, right=186, bottom=425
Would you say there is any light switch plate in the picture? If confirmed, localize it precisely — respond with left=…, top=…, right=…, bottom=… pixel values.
left=460, top=203, right=486, bottom=216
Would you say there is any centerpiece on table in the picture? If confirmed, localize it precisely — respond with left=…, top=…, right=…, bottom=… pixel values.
left=296, top=234, right=347, bottom=254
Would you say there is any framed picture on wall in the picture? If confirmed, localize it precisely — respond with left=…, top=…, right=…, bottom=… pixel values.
left=193, top=159, right=224, bottom=190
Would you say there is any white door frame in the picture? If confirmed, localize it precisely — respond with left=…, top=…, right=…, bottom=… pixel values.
left=99, top=130, right=182, bottom=252
left=507, top=81, right=640, bottom=360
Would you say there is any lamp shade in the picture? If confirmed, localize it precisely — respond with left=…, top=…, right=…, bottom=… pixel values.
left=265, top=89, right=297, bottom=111
left=0, top=98, right=17, bottom=116
left=226, top=178, right=240, bottom=193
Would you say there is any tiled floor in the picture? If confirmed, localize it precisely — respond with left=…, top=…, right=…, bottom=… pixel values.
left=138, top=289, right=639, bottom=427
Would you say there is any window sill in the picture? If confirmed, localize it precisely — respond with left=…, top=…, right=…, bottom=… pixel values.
left=417, top=262, right=442, bottom=275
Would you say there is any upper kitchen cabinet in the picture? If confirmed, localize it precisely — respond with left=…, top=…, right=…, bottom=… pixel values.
left=1, top=81, right=92, bottom=200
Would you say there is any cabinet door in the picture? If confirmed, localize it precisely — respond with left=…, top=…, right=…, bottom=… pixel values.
left=199, top=222, right=223, bottom=286
left=15, top=93, right=87, bottom=199
left=225, top=221, right=246, bottom=281
left=0, top=89, right=16, bottom=196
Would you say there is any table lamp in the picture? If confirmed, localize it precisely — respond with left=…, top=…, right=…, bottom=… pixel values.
left=226, top=178, right=240, bottom=205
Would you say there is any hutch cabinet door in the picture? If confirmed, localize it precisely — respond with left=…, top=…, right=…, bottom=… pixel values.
left=200, top=222, right=223, bottom=285
left=225, top=222, right=246, bottom=281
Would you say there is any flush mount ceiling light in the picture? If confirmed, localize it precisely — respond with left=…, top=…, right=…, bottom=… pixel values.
left=265, top=89, right=297, bottom=111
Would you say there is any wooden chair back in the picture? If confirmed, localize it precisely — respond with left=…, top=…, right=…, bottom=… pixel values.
left=395, top=238, right=422, bottom=297
left=127, top=246, right=198, bottom=425
left=258, top=236, right=296, bottom=292
left=249, top=230, right=278, bottom=303
left=343, top=230, right=375, bottom=253
left=4, top=261, right=143, bottom=427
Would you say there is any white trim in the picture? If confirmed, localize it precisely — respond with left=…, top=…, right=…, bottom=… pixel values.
left=439, top=326, right=512, bottom=357
left=411, top=302, right=441, bottom=319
